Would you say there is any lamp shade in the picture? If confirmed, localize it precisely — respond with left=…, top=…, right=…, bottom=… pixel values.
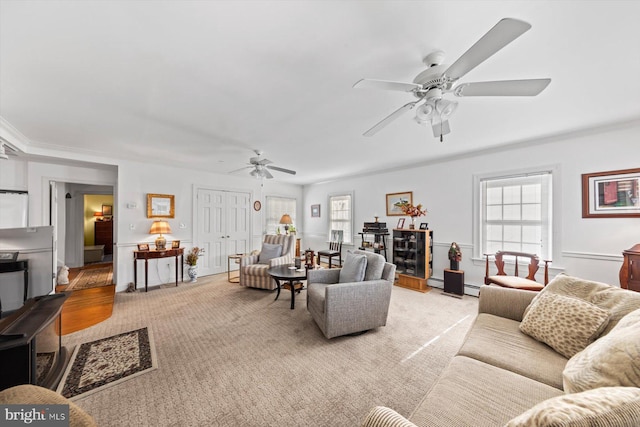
left=279, top=214, right=293, bottom=225
left=149, top=220, right=172, bottom=235
left=93, top=211, right=103, bottom=217
left=149, top=220, right=172, bottom=250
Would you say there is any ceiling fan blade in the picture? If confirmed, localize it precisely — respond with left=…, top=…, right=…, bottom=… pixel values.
left=263, top=169, right=274, bottom=179
left=453, top=78, right=551, bottom=97
left=229, top=166, right=252, bottom=174
left=353, top=79, right=421, bottom=92
left=363, top=101, right=419, bottom=137
left=267, top=165, right=297, bottom=175
left=444, top=18, right=531, bottom=82
left=257, top=158, right=273, bottom=166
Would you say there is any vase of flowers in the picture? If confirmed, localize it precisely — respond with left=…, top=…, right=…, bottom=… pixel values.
left=400, top=203, right=427, bottom=229
left=185, top=247, right=204, bottom=282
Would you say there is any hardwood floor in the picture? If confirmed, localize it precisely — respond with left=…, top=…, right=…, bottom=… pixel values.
left=56, top=262, right=115, bottom=335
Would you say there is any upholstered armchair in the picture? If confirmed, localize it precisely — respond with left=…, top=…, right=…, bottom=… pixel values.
left=306, top=250, right=396, bottom=339
left=239, top=234, right=296, bottom=290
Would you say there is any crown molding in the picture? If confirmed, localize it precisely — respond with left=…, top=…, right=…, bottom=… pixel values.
left=0, top=116, right=31, bottom=152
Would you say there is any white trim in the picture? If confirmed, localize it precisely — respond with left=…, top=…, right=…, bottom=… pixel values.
left=563, top=251, right=623, bottom=262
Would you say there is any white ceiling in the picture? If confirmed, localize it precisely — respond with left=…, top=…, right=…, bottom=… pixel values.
left=1, top=1, right=639, bottom=184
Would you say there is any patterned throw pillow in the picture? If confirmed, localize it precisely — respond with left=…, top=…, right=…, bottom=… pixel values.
left=520, top=292, right=610, bottom=359
left=504, top=386, right=640, bottom=427
left=563, top=307, right=640, bottom=393
left=339, top=251, right=367, bottom=283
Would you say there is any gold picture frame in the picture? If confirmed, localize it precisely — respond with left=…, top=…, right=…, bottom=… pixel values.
left=386, top=192, right=412, bottom=216
left=147, top=194, right=175, bottom=218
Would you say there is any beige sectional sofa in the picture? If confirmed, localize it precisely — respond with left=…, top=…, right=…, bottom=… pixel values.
left=362, top=275, right=640, bottom=427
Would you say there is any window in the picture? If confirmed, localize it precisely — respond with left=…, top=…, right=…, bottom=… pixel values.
left=477, top=171, right=552, bottom=259
left=328, top=193, right=353, bottom=244
left=265, top=196, right=296, bottom=234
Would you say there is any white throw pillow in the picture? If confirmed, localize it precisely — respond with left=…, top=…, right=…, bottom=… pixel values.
left=519, top=292, right=610, bottom=359
left=563, top=307, right=640, bottom=393
left=258, top=243, right=283, bottom=264
left=339, top=251, right=367, bottom=283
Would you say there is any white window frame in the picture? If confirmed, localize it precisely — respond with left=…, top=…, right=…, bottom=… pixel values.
left=328, top=192, right=354, bottom=245
left=265, top=196, right=296, bottom=235
left=473, top=166, right=558, bottom=261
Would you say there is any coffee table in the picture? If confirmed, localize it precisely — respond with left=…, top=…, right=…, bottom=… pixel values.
left=267, top=264, right=307, bottom=309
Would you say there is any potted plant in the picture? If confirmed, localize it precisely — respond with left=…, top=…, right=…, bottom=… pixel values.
left=185, top=247, right=204, bottom=282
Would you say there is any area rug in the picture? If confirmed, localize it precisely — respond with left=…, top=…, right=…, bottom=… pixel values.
left=57, top=327, right=157, bottom=400
left=66, top=266, right=113, bottom=291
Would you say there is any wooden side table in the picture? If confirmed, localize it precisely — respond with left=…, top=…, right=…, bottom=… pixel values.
left=134, top=248, right=184, bottom=292
left=620, top=243, right=640, bottom=292
left=228, top=254, right=244, bottom=283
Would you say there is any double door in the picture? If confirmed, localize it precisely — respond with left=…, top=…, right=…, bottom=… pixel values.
left=196, top=189, right=251, bottom=277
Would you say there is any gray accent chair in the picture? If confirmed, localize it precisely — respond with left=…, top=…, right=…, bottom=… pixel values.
left=306, top=250, right=396, bottom=339
left=239, top=234, right=296, bottom=290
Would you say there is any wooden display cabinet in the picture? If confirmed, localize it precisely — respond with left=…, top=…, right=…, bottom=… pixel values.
left=392, top=229, right=433, bottom=292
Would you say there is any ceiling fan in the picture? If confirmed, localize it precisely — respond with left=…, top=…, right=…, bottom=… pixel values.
left=353, top=18, right=551, bottom=141
left=231, top=150, right=297, bottom=179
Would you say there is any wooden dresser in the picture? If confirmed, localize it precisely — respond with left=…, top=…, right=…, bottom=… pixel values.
left=620, top=243, right=640, bottom=292
left=95, top=220, right=113, bottom=255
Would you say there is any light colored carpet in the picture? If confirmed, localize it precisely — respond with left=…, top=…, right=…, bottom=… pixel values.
left=66, top=266, right=113, bottom=291
left=61, top=274, right=478, bottom=426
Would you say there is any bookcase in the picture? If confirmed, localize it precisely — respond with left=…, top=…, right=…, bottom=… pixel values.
left=392, top=229, right=433, bottom=292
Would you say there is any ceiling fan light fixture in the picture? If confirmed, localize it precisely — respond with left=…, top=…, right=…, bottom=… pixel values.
left=436, top=99, right=458, bottom=119
left=415, top=103, right=434, bottom=123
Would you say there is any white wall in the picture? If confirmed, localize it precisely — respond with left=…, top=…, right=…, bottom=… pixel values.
left=303, top=120, right=640, bottom=293
left=115, top=159, right=303, bottom=291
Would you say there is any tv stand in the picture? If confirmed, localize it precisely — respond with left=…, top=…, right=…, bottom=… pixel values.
left=0, top=293, right=70, bottom=391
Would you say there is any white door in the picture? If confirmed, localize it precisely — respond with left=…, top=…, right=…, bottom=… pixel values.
left=196, top=189, right=251, bottom=276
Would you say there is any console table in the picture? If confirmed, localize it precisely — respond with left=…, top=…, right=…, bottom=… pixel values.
left=134, top=248, right=184, bottom=292
left=0, top=260, right=29, bottom=317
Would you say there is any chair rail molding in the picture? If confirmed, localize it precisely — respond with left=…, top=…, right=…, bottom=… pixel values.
left=562, top=251, right=623, bottom=262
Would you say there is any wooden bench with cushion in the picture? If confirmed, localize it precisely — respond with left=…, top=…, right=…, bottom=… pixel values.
left=484, top=250, right=550, bottom=291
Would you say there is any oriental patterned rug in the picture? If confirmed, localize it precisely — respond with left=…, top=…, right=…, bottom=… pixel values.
left=57, top=327, right=157, bottom=400
left=66, top=266, right=113, bottom=291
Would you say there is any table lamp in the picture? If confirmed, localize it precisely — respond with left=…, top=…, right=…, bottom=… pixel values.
left=93, top=211, right=103, bottom=221
left=279, top=214, right=293, bottom=234
left=149, top=220, right=172, bottom=250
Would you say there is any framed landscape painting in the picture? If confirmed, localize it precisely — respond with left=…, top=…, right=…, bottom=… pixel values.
left=582, top=168, right=640, bottom=218
left=386, top=192, right=412, bottom=216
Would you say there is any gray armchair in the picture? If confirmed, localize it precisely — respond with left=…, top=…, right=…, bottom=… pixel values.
left=306, top=250, right=396, bottom=339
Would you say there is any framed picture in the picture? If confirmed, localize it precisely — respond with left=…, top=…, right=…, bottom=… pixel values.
left=582, top=168, right=640, bottom=218
left=171, top=240, right=181, bottom=249
left=0, top=251, right=19, bottom=262
left=397, top=218, right=405, bottom=229
left=419, top=222, right=428, bottom=230
left=102, top=204, right=112, bottom=216
left=311, top=204, right=320, bottom=218
left=137, top=243, right=150, bottom=251
left=147, top=194, right=175, bottom=218
left=386, top=192, right=413, bottom=216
